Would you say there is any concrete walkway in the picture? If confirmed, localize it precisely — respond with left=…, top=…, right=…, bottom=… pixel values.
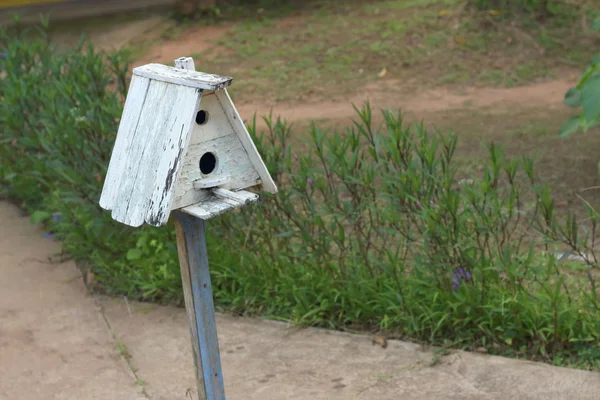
left=0, top=202, right=146, bottom=399
left=1, top=200, right=599, bottom=399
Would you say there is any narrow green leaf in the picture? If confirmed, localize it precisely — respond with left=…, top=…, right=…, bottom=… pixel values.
left=580, top=115, right=600, bottom=133
left=559, top=116, right=581, bottom=137
left=592, top=16, right=600, bottom=31
left=563, top=88, right=581, bottom=108
left=581, top=77, right=600, bottom=122
left=127, top=249, right=142, bottom=261
left=576, top=64, right=600, bottom=88
left=30, top=210, right=51, bottom=224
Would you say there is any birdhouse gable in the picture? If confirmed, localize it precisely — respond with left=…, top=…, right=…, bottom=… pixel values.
left=171, top=89, right=277, bottom=210
left=100, top=61, right=277, bottom=228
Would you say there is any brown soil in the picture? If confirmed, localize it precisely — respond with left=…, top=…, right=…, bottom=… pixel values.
left=235, top=76, right=578, bottom=125
left=48, top=13, right=581, bottom=127
left=134, top=23, right=234, bottom=67
left=120, top=16, right=580, bottom=123
left=48, top=13, right=596, bottom=207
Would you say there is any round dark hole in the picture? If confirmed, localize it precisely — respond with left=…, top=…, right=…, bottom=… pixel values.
left=195, top=110, right=209, bottom=125
left=199, top=152, right=217, bottom=175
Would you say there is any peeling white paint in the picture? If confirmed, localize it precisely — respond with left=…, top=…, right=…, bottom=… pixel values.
left=99, top=60, right=277, bottom=227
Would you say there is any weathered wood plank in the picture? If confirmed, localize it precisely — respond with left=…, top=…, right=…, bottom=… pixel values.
left=174, top=56, right=195, bottom=70
left=99, top=75, right=150, bottom=211
left=213, top=188, right=258, bottom=204
left=111, top=79, right=171, bottom=226
left=181, top=189, right=258, bottom=220
left=193, top=176, right=231, bottom=190
left=172, top=131, right=260, bottom=209
left=173, top=213, right=226, bottom=400
left=172, top=56, right=208, bottom=400
left=215, top=89, right=278, bottom=194
left=174, top=216, right=206, bottom=400
left=109, top=80, right=200, bottom=227
left=144, top=86, right=202, bottom=226
left=133, top=63, right=232, bottom=91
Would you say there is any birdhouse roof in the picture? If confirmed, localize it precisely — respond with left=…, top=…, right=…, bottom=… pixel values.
left=133, top=64, right=233, bottom=91
left=99, top=65, right=276, bottom=228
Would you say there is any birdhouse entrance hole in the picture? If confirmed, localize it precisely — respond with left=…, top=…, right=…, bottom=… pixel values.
left=199, top=152, right=217, bottom=175
left=196, top=110, right=209, bottom=125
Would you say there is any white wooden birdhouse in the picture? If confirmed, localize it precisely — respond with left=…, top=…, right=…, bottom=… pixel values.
left=99, top=57, right=277, bottom=227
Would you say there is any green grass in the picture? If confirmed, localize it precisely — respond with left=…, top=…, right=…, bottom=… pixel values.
left=28, top=0, right=598, bottom=104
left=414, top=105, right=600, bottom=219
left=141, top=0, right=600, bottom=103
left=116, top=339, right=132, bottom=360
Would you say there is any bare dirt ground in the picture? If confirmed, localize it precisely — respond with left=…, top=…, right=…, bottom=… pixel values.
left=110, top=18, right=580, bottom=138
left=124, top=15, right=600, bottom=216
left=46, top=11, right=579, bottom=126
left=237, top=77, right=576, bottom=125
left=2, top=200, right=600, bottom=400
left=134, top=23, right=234, bottom=67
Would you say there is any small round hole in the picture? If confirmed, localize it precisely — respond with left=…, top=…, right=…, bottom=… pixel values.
left=195, top=110, right=209, bottom=125
left=199, top=152, right=217, bottom=175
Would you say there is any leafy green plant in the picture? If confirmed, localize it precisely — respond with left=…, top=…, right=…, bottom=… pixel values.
left=0, top=19, right=183, bottom=302
left=208, top=107, right=599, bottom=367
left=560, top=16, right=600, bottom=138
left=2, top=21, right=598, bottom=369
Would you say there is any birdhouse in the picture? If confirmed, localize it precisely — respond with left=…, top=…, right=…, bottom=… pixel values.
left=99, top=58, right=277, bottom=227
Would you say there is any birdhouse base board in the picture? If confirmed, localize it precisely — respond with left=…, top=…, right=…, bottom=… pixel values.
left=180, top=188, right=258, bottom=220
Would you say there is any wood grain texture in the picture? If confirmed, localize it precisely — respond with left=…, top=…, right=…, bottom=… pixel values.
left=212, top=188, right=258, bottom=203
left=193, top=176, right=231, bottom=190
left=174, top=216, right=206, bottom=399
left=100, top=76, right=201, bottom=227
left=172, top=93, right=260, bottom=209
left=173, top=57, right=209, bottom=400
left=109, top=80, right=201, bottom=227
left=143, top=87, right=202, bottom=226
left=174, top=212, right=226, bottom=400
left=99, top=75, right=150, bottom=211
left=110, top=79, right=170, bottom=226
left=133, top=63, right=232, bottom=91
left=181, top=188, right=258, bottom=220
left=174, top=56, right=195, bottom=70
left=215, top=89, right=278, bottom=194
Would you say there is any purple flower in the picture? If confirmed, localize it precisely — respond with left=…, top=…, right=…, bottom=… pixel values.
left=451, top=268, right=471, bottom=290
left=452, top=277, right=460, bottom=290
left=0, top=52, right=7, bottom=59
left=430, top=200, right=436, bottom=207
left=52, top=213, right=62, bottom=222
left=415, top=200, right=423, bottom=210
left=455, top=268, right=471, bottom=280
left=43, top=232, right=54, bottom=239
left=307, top=177, right=314, bottom=185
left=294, top=153, right=299, bottom=161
